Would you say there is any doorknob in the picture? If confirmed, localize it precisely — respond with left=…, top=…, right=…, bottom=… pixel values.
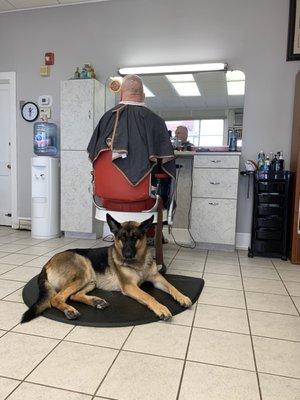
left=6, top=163, right=11, bottom=169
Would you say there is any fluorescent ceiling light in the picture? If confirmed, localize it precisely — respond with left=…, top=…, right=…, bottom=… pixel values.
left=143, top=85, right=155, bottom=97
left=119, top=63, right=227, bottom=75
left=172, top=82, right=201, bottom=96
left=227, top=81, right=245, bottom=95
left=166, top=74, right=194, bottom=82
left=226, top=70, right=245, bottom=81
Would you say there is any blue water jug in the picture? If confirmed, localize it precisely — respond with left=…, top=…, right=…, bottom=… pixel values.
left=33, top=122, right=59, bottom=157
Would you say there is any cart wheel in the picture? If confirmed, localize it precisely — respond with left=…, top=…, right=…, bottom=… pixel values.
left=248, top=249, right=254, bottom=258
left=159, top=264, right=167, bottom=274
left=281, top=256, right=287, bottom=261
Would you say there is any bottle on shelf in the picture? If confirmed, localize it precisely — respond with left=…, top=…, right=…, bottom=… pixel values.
left=264, top=155, right=270, bottom=172
left=257, top=150, right=265, bottom=170
left=278, top=151, right=285, bottom=171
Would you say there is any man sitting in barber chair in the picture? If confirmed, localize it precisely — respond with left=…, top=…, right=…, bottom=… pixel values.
left=87, top=75, right=176, bottom=270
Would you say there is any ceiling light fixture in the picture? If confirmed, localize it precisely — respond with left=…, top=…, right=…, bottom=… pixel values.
left=172, top=82, right=201, bottom=96
left=119, top=63, right=227, bottom=76
left=143, top=85, right=155, bottom=97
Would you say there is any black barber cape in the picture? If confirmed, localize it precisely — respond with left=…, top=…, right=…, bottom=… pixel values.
left=87, top=104, right=176, bottom=186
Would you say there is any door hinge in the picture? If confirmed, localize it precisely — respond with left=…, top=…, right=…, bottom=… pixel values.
left=5, top=213, right=12, bottom=217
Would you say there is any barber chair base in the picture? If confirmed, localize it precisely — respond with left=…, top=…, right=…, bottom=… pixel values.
left=22, top=274, right=205, bottom=327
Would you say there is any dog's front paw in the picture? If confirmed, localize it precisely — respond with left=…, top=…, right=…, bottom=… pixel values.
left=93, top=298, right=109, bottom=309
left=64, top=309, right=80, bottom=320
left=179, top=295, right=192, bottom=308
left=154, top=304, right=172, bottom=321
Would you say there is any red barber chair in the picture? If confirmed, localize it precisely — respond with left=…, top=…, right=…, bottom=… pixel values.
left=91, top=150, right=176, bottom=273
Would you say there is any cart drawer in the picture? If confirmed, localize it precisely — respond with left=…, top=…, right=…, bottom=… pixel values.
left=253, top=240, right=283, bottom=254
left=258, top=193, right=284, bottom=205
left=256, top=229, right=282, bottom=241
left=258, top=204, right=283, bottom=217
left=257, top=216, right=283, bottom=229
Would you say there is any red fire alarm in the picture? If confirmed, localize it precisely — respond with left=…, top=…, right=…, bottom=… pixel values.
left=45, top=52, right=54, bottom=66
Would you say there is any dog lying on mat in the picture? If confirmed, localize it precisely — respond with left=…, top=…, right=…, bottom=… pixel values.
left=21, top=214, right=192, bottom=323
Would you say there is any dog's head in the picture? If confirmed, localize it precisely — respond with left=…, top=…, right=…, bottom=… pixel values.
left=106, top=214, right=154, bottom=262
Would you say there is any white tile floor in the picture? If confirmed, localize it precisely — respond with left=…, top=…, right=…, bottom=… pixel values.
left=0, top=226, right=299, bottom=399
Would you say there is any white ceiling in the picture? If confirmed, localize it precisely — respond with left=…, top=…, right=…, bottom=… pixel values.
left=143, top=72, right=245, bottom=115
left=0, top=0, right=110, bottom=13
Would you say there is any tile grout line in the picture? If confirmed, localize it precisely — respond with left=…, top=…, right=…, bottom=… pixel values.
left=175, top=249, right=208, bottom=400
left=237, top=251, right=263, bottom=400
left=90, top=326, right=135, bottom=400
left=271, top=260, right=300, bottom=317
left=3, top=324, right=77, bottom=400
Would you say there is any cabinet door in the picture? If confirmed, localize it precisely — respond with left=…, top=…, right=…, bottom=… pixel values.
left=192, top=168, right=239, bottom=199
left=61, top=80, right=94, bottom=151
left=194, top=155, right=240, bottom=169
left=191, top=198, right=237, bottom=245
left=61, top=150, right=93, bottom=233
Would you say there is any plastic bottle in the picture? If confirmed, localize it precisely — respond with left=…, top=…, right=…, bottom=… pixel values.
left=258, top=150, right=265, bottom=170
left=278, top=151, right=284, bottom=171
left=264, top=156, right=270, bottom=172
left=228, top=129, right=237, bottom=151
left=34, top=118, right=59, bottom=157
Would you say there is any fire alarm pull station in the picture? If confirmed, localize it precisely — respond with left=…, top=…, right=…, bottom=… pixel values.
left=45, top=52, right=54, bottom=65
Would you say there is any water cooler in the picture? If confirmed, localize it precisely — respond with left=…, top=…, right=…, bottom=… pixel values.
left=31, top=156, right=60, bottom=239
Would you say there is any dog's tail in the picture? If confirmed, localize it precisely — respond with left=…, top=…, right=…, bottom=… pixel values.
left=21, top=268, right=52, bottom=323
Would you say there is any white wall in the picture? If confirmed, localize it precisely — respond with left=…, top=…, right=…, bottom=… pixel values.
left=0, top=0, right=299, bottom=234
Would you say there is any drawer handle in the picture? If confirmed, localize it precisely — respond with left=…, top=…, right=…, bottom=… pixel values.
left=209, top=202, right=219, bottom=206
left=211, top=160, right=221, bottom=163
left=209, top=181, right=220, bottom=185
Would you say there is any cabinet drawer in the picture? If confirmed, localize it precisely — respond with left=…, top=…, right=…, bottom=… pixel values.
left=193, top=155, right=239, bottom=169
left=191, top=198, right=237, bottom=245
left=192, top=168, right=238, bottom=199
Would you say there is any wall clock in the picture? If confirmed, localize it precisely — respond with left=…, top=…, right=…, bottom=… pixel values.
left=21, top=102, right=39, bottom=122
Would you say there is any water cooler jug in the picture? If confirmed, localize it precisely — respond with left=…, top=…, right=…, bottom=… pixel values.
left=31, top=156, right=60, bottom=239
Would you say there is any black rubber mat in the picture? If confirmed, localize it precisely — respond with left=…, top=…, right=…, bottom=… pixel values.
left=22, top=274, right=204, bottom=327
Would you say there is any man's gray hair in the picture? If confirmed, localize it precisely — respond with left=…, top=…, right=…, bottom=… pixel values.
left=121, top=74, right=144, bottom=95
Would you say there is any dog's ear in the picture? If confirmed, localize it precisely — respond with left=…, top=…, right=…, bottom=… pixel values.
left=106, top=214, right=121, bottom=235
left=139, top=215, right=154, bottom=234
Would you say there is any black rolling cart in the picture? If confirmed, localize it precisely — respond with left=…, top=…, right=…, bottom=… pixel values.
left=248, top=171, right=292, bottom=260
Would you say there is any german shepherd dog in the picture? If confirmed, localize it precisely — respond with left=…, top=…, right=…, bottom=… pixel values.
left=21, top=214, right=192, bottom=323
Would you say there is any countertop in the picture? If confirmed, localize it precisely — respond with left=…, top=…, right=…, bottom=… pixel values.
left=174, top=151, right=242, bottom=157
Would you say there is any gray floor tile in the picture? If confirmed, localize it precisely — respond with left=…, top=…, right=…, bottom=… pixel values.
left=241, top=266, right=279, bottom=280
left=284, top=281, right=300, bottom=296
left=0, top=266, right=40, bottom=283
left=204, top=263, right=240, bottom=276
left=13, top=316, right=74, bottom=339
left=97, top=351, right=183, bottom=400
left=66, top=325, right=132, bottom=349
left=0, top=279, right=24, bottom=299
left=259, top=373, right=300, bottom=400
left=124, top=323, right=190, bottom=358
left=0, top=376, right=20, bottom=399
left=6, top=382, right=92, bottom=400
left=292, top=296, right=300, bottom=313
left=278, top=270, right=300, bottom=283
left=0, top=332, right=58, bottom=379
left=27, top=341, right=118, bottom=394
left=16, top=246, right=52, bottom=256
left=170, top=259, right=205, bottom=272
left=246, top=292, right=298, bottom=315
left=253, top=336, right=300, bottom=378
left=179, top=362, right=260, bottom=400
left=188, top=327, right=255, bottom=370
left=0, top=254, right=37, bottom=266
left=167, top=268, right=202, bottom=278
left=249, top=310, right=300, bottom=341
left=0, top=264, right=18, bottom=276
left=199, top=287, right=246, bottom=309
left=0, top=300, right=27, bottom=330
left=3, top=287, right=24, bottom=302
left=195, top=304, right=249, bottom=334
left=243, top=277, right=287, bottom=295
left=203, top=273, right=242, bottom=290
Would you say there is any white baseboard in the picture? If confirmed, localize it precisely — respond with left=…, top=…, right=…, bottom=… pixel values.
left=13, top=217, right=31, bottom=230
left=163, top=227, right=192, bottom=245
left=164, top=227, right=251, bottom=251
left=235, top=232, right=251, bottom=250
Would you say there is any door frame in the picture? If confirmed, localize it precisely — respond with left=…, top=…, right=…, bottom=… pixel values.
left=0, top=72, right=17, bottom=228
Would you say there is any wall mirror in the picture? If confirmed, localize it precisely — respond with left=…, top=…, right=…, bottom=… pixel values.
left=104, top=64, right=245, bottom=148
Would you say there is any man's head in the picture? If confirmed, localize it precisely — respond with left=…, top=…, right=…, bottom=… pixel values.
left=120, top=74, right=145, bottom=103
left=175, top=126, right=188, bottom=143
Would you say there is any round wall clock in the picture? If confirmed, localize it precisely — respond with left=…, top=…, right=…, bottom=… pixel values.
left=21, top=102, right=39, bottom=122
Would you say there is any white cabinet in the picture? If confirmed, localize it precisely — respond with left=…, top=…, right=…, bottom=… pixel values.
left=60, top=79, right=104, bottom=237
left=191, top=154, right=240, bottom=248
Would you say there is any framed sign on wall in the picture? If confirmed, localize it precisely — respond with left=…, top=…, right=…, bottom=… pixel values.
left=287, top=0, right=300, bottom=60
